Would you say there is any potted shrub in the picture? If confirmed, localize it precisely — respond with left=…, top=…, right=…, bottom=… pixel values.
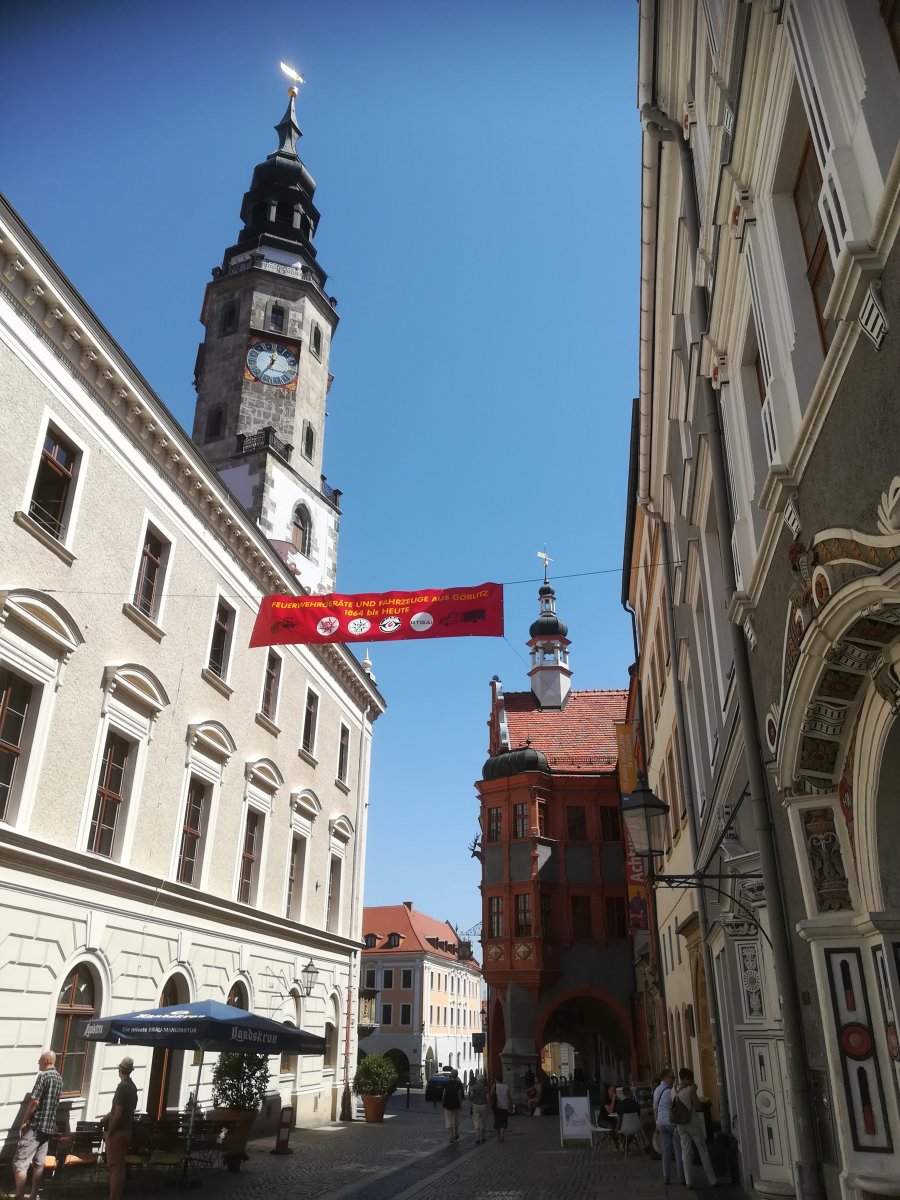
left=352, top=1054, right=398, bottom=1123
left=211, top=1052, right=271, bottom=1170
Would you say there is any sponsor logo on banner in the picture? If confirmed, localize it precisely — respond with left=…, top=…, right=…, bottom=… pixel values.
left=250, top=583, right=504, bottom=648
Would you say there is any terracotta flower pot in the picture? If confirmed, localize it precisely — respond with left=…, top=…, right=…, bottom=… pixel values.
left=212, top=1107, right=258, bottom=1167
left=361, top=1095, right=388, bottom=1123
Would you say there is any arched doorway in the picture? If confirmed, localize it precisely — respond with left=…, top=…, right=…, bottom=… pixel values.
left=538, top=992, right=634, bottom=1095
left=384, top=1048, right=409, bottom=1085
left=147, top=974, right=189, bottom=1118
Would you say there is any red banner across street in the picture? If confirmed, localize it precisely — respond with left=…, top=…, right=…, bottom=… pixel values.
left=249, top=583, right=504, bottom=648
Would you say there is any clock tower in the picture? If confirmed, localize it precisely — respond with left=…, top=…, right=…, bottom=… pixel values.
left=192, top=86, right=341, bottom=593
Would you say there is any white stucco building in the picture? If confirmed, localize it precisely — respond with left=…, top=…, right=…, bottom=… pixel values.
left=0, top=88, right=384, bottom=1147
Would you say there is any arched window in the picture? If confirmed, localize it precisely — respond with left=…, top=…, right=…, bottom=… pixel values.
left=227, top=980, right=248, bottom=1009
left=300, top=215, right=312, bottom=240
left=303, top=423, right=315, bottom=462
left=276, top=201, right=294, bottom=227
left=270, top=304, right=285, bottom=333
left=205, top=407, right=224, bottom=440
left=291, top=506, right=311, bottom=557
left=312, top=325, right=323, bottom=357
left=53, top=964, right=98, bottom=1095
left=324, top=1020, right=337, bottom=1070
left=220, top=303, right=237, bottom=335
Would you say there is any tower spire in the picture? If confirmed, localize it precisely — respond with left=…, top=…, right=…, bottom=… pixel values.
left=527, top=564, right=572, bottom=709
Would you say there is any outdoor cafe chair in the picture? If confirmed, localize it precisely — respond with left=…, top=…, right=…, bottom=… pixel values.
left=591, top=1109, right=617, bottom=1153
left=618, top=1111, right=645, bottom=1158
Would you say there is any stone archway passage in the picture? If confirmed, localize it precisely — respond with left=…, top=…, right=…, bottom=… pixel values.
left=539, top=994, right=635, bottom=1091
left=384, top=1048, right=410, bottom=1086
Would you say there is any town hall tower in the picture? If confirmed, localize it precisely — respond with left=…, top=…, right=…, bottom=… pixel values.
left=192, top=87, right=340, bottom=593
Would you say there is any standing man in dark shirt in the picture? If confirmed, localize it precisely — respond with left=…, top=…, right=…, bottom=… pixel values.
left=14, top=1049, right=63, bottom=1200
left=102, top=1056, right=139, bottom=1200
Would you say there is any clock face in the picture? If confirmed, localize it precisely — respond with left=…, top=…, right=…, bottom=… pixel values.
left=246, top=341, right=299, bottom=387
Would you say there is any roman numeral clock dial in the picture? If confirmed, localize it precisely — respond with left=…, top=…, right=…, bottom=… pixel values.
left=246, top=341, right=299, bottom=387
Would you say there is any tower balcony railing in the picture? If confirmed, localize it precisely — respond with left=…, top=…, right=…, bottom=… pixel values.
left=320, top=476, right=342, bottom=511
left=214, top=256, right=336, bottom=308
left=236, top=426, right=293, bottom=463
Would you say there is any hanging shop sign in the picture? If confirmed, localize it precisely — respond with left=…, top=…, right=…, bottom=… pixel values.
left=250, top=582, right=504, bottom=648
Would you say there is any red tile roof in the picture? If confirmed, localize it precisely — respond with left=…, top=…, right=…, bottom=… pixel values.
left=362, top=904, right=481, bottom=971
left=502, top=689, right=628, bottom=773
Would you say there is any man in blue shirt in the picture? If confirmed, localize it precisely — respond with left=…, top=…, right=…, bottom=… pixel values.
left=14, top=1049, right=64, bottom=1200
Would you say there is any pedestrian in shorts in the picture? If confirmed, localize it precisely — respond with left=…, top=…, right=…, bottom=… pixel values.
left=14, top=1049, right=63, bottom=1200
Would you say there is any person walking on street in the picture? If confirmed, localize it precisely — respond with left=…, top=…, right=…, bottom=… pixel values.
left=673, top=1067, right=718, bottom=1187
left=442, top=1067, right=465, bottom=1143
left=101, top=1056, right=139, bottom=1200
left=654, top=1068, right=685, bottom=1186
left=13, top=1049, right=64, bottom=1200
left=470, top=1073, right=490, bottom=1144
left=490, top=1073, right=511, bottom=1142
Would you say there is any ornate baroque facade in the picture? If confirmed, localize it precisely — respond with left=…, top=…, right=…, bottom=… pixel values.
left=627, top=4, right=900, bottom=1200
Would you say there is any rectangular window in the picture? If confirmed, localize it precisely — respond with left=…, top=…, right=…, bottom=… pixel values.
left=302, top=689, right=319, bottom=755
left=285, top=834, right=306, bottom=920
left=208, top=600, right=235, bottom=679
left=513, top=803, right=529, bottom=839
left=514, top=893, right=532, bottom=937
left=177, top=777, right=208, bottom=885
left=571, top=896, right=592, bottom=940
left=401, top=968, right=412, bottom=989
left=540, top=893, right=552, bottom=937
left=326, top=854, right=341, bottom=932
left=261, top=651, right=281, bottom=720
left=365, top=967, right=376, bottom=989
left=134, top=528, right=166, bottom=620
left=537, top=802, right=548, bottom=837
left=381, top=1002, right=392, bottom=1026
left=337, top=723, right=350, bottom=783
left=237, top=809, right=261, bottom=904
left=88, top=731, right=130, bottom=857
left=488, top=896, right=503, bottom=939
left=793, top=136, right=835, bottom=350
left=29, top=428, right=78, bottom=539
left=567, top=806, right=587, bottom=841
left=487, top=807, right=502, bottom=841
left=400, top=1003, right=411, bottom=1026
left=605, top=895, right=628, bottom=939
left=0, top=668, right=33, bottom=823
left=599, top=807, right=621, bottom=841
left=383, top=969, right=394, bottom=989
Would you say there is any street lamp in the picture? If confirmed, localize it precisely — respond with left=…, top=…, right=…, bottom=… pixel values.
left=301, top=958, right=319, bottom=997
left=621, top=772, right=669, bottom=859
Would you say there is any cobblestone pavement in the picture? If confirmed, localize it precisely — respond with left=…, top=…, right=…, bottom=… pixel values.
left=3, top=1095, right=746, bottom=1200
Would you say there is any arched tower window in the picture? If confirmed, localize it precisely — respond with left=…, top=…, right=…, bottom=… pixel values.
left=220, top=303, right=237, bottom=335
left=276, top=201, right=294, bottom=227
left=300, top=215, right=312, bottom=240
left=302, top=423, right=315, bottom=462
left=312, top=325, right=323, bottom=358
left=270, top=304, right=285, bottom=333
left=205, top=407, right=224, bottom=440
left=291, top=506, right=312, bottom=557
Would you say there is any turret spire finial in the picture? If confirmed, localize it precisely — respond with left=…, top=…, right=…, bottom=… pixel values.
left=536, top=549, right=553, bottom=585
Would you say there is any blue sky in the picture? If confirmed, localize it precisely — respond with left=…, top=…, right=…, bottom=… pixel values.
left=2, top=0, right=640, bottom=939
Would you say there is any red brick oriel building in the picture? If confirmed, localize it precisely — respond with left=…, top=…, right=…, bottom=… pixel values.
left=476, top=579, right=635, bottom=1101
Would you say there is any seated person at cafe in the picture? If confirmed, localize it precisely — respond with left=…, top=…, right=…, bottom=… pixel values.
left=614, top=1086, right=642, bottom=1121
left=524, top=1076, right=544, bottom=1116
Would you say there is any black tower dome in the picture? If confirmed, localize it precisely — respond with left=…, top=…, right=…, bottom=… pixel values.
left=529, top=583, right=568, bottom=638
left=224, top=90, right=326, bottom=285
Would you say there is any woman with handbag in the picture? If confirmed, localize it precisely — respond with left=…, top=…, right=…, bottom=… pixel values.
left=673, top=1068, right=718, bottom=1187
left=490, top=1073, right=511, bottom=1143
